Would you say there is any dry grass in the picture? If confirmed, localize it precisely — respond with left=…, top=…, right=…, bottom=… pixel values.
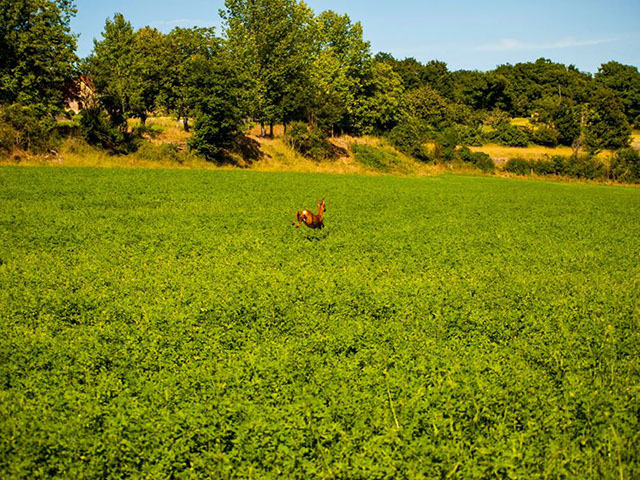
left=469, top=144, right=576, bottom=164
left=129, top=116, right=191, bottom=145
left=511, top=117, right=533, bottom=127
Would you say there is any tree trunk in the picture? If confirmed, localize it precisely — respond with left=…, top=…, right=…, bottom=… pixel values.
left=260, top=122, right=266, bottom=137
left=183, top=117, right=189, bottom=132
left=140, top=114, right=147, bottom=126
left=269, top=122, right=274, bottom=139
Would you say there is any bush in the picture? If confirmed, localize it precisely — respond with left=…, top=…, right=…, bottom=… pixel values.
left=485, top=124, right=529, bottom=147
left=456, top=125, right=483, bottom=147
left=285, top=122, right=335, bottom=160
left=531, top=158, right=556, bottom=176
left=531, top=126, right=559, bottom=147
left=189, top=110, right=243, bottom=161
left=550, top=155, right=569, bottom=176
left=436, top=127, right=459, bottom=162
left=459, top=147, right=495, bottom=172
left=387, top=118, right=431, bottom=162
left=610, top=148, right=640, bottom=183
left=0, top=104, right=58, bottom=153
left=504, top=157, right=531, bottom=175
left=80, top=107, right=138, bottom=155
left=565, top=154, right=607, bottom=180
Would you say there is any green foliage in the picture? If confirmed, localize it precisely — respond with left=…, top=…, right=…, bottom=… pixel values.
left=403, top=84, right=451, bottom=127
left=387, top=117, right=431, bottom=161
left=565, top=154, right=607, bottom=180
left=160, top=27, right=225, bottom=131
left=504, top=157, right=531, bottom=175
left=79, top=107, right=139, bottom=154
left=1, top=168, right=639, bottom=478
left=221, top=0, right=316, bottom=129
left=584, top=88, right=632, bottom=154
left=455, top=125, right=483, bottom=146
left=0, top=0, right=78, bottom=115
left=595, top=61, right=640, bottom=124
left=493, top=58, right=591, bottom=117
left=505, top=154, right=607, bottom=180
left=435, top=126, right=459, bottom=162
left=308, top=11, right=371, bottom=134
left=0, top=104, right=58, bottom=153
left=285, top=121, right=335, bottom=160
left=458, top=146, right=495, bottom=172
left=188, top=110, right=242, bottom=161
left=551, top=99, right=581, bottom=146
left=530, top=158, right=556, bottom=176
left=86, top=13, right=136, bottom=127
left=350, top=144, right=403, bottom=172
left=485, top=123, right=529, bottom=147
left=530, top=125, right=559, bottom=147
left=354, top=61, right=404, bottom=134
left=609, top=148, right=640, bottom=183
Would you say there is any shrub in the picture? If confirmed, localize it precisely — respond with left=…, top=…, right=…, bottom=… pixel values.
left=436, top=127, right=459, bottom=162
left=610, top=148, right=640, bottom=183
left=459, top=147, right=495, bottom=172
left=565, top=154, right=607, bottom=180
left=531, top=158, right=556, bottom=176
left=531, top=126, right=559, bottom=147
left=486, top=124, right=529, bottom=147
left=0, top=104, right=58, bottom=153
left=456, top=125, right=483, bottom=147
left=550, top=155, right=569, bottom=176
left=189, top=110, right=243, bottom=161
left=387, top=118, right=431, bottom=162
left=504, top=157, right=531, bottom=175
left=285, top=122, right=335, bottom=160
left=80, top=107, right=138, bottom=155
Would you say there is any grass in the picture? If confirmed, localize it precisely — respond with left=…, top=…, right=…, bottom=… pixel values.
left=469, top=143, right=578, bottom=164
left=510, top=117, right=533, bottom=127
left=1, top=167, right=639, bottom=478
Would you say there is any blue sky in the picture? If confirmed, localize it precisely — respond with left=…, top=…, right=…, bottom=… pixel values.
left=71, top=0, right=640, bottom=73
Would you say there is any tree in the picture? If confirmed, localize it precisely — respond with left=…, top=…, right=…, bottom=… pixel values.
left=87, top=13, right=136, bottom=129
left=129, top=27, right=169, bottom=125
left=309, top=10, right=371, bottom=134
left=533, top=96, right=581, bottom=146
left=403, top=85, right=451, bottom=127
left=0, top=0, right=77, bottom=115
left=221, top=0, right=315, bottom=136
left=160, top=27, right=222, bottom=131
left=354, top=61, right=404, bottom=134
left=186, top=37, right=246, bottom=160
left=584, top=88, right=631, bottom=153
left=595, top=61, right=640, bottom=125
left=550, top=99, right=581, bottom=147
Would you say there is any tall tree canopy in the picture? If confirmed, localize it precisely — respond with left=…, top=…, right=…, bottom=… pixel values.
left=595, top=61, right=640, bottom=126
left=86, top=13, right=136, bottom=128
left=221, top=0, right=316, bottom=136
left=0, top=0, right=77, bottom=114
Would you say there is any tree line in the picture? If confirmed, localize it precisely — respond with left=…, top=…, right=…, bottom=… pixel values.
left=1, top=0, right=639, bottom=178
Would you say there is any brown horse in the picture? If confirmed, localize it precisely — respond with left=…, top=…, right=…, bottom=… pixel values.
left=293, top=198, right=326, bottom=229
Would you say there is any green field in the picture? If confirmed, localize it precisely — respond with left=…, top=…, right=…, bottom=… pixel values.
left=1, top=167, right=639, bottom=478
